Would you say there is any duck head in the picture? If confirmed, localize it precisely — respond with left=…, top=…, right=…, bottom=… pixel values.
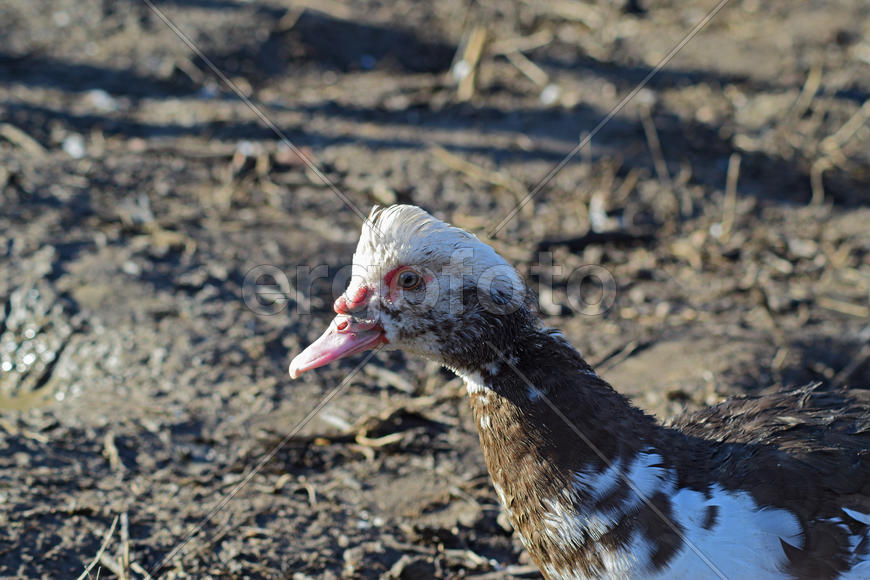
left=289, top=205, right=536, bottom=377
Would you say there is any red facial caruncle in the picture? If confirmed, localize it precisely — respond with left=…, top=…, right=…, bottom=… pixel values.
left=334, top=284, right=370, bottom=315
left=289, top=265, right=431, bottom=379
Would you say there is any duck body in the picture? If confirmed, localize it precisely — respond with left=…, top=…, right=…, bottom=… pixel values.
left=289, top=205, right=870, bottom=579
left=462, top=328, right=869, bottom=579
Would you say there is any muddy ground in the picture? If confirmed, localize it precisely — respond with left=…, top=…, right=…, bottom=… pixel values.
left=1, top=0, right=869, bottom=578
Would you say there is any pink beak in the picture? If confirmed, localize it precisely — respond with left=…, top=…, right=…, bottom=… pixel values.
left=289, top=287, right=387, bottom=379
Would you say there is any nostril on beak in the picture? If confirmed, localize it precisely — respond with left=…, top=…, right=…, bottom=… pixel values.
left=337, top=319, right=349, bottom=331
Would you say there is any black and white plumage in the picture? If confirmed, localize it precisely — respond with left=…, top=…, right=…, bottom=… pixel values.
left=290, top=205, right=870, bottom=579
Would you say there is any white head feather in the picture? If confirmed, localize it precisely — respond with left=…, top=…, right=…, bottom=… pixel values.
left=354, top=206, right=519, bottom=285
left=347, top=205, right=529, bottom=363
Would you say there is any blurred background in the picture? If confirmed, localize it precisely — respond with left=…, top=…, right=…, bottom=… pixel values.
left=1, top=0, right=868, bottom=577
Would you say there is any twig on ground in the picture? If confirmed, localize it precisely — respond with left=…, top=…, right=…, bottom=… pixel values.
left=640, top=108, right=671, bottom=188
left=528, top=0, right=604, bottom=28
left=0, top=123, right=47, bottom=157
left=97, top=552, right=123, bottom=578
left=612, top=168, right=639, bottom=205
left=810, top=157, right=832, bottom=206
left=364, top=364, right=417, bottom=393
left=817, top=296, right=870, bottom=318
left=789, top=63, right=823, bottom=121
left=821, top=97, right=870, bottom=153
left=103, top=431, right=125, bottom=473
left=77, top=516, right=119, bottom=580
left=130, top=563, right=154, bottom=580
left=443, top=547, right=491, bottom=567
left=595, top=339, right=655, bottom=372
left=429, top=145, right=527, bottom=200
left=505, top=50, right=549, bottom=87
left=119, top=512, right=130, bottom=580
left=489, top=29, right=554, bottom=55
left=720, top=152, right=741, bottom=242
left=291, top=478, right=318, bottom=506
left=276, top=7, right=303, bottom=31
left=833, top=344, right=870, bottom=387
left=640, top=108, right=685, bottom=217
left=172, top=57, right=205, bottom=85
left=455, top=25, right=488, bottom=101
left=355, top=430, right=406, bottom=447
left=810, top=95, right=870, bottom=206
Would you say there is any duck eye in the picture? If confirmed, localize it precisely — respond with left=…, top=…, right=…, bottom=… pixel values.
left=396, top=269, right=423, bottom=291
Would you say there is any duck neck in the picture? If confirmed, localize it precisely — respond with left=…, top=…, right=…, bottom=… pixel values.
left=460, top=327, right=663, bottom=466
left=456, top=327, right=681, bottom=576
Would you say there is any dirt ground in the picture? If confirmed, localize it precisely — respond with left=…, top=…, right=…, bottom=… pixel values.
left=1, top=0, right=869, bottom=578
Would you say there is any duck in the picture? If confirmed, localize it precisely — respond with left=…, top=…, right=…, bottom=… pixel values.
left=289, top=204, right=870, bottom=579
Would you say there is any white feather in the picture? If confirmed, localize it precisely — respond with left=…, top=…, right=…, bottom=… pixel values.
left=539, top=451, right=805, bottom=580
left=843, top=507, right=870, bottom=527
left=648, top=485, right=803, bottom=579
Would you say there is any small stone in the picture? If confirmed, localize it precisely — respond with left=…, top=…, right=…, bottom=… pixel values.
left=540, top=84, right=562, bottom=106
left=122, top=261, right=141, bottom=276
left=62, top=134, right=86, bottom=159
left=452, top=60, right=471, bottom=82
left=52, top=11, right=70, bottom=27
left=86, top=89, right=117, bottom=112
left=786, top=238, right=818, bottom=259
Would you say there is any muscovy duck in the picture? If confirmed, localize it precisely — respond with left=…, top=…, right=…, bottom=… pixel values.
left=290, top=204, right=870, bottom=579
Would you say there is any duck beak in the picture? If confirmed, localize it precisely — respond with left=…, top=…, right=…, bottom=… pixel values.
left=289, top=315, right=387, bottom=379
